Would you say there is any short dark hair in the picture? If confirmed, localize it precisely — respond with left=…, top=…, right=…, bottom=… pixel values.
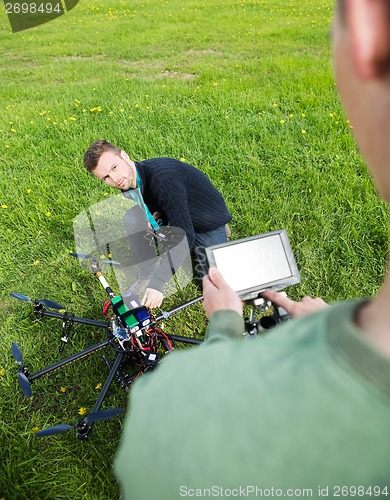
left=84, top=139, right=121, bottom=172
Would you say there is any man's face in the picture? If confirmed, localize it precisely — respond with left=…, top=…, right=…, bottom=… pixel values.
left=332, top=2, right=390, bottom=203
left=92, top=150, right=136, bottom=190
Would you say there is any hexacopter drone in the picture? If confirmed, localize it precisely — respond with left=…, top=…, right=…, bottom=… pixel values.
left=11, top=252, right=203, bottom=439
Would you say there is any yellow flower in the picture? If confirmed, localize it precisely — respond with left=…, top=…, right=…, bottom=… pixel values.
left=69, top=117, right=76, bottom=121
left=95, top=383, right=103, bottom=390
left=59, top=387, right=67, bottom=393
left=1, top=204, right=7, bottom=209
left=78, top=407, right=87, bottom=416
left=301, top=129, right=306, bottom=134
left=100, top=255, right=106, bottom=260
left=32, top=426, right=39, bottom=432
left=11, top=128, right=16, bottom=132
left=46, top=212, right=51, bottom=217
left=289, top=114, right=293, bottom=117
left=0, top=368, right=5, bottom=376
left=33, top=260, right=40, bottom=266
left=27, top=189, right=31, bottom=193
left=301, top=113, right=306, bottom=117
left=280, top=120, right=285, bottom=124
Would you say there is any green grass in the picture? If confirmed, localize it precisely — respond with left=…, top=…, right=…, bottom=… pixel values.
left=0, top=0, right=388, bottom=498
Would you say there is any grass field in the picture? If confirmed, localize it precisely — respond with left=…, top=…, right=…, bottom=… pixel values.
left=0, top=0, right=388, bottom=498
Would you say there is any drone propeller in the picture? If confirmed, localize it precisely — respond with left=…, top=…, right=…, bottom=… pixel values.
left=70, top=252, right=121, bottom=266
left=10, top=292, right=65, bottom=311
left=11, top=342, right=23, bottom=364
left=18, top=372, right=33, bottom=398
left=11, top=342, right=33, bottom=398
left=35, top=408, right=124, bottom=437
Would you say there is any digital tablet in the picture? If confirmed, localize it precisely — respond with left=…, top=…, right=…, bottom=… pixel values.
left=205, top=229, right=301, bottom=301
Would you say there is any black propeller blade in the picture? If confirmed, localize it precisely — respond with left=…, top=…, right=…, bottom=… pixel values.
left=18, top=372, right=33, bottom=398
left=10, top=292, right=65, bottom=310
left=36, top=423, right=76, bottom=437
left=11, top=342, right=33, bottom=398
left=70, top=252, right=121, bottom=265
left=35, top=408, right=123, bottom=437
left=39, top=299, right=65, bottom=310
left=10, top=292, right=30, bottom=302
left=11, top=342, right=23, bottom=364
left=86, top=408, right=124, bottom=423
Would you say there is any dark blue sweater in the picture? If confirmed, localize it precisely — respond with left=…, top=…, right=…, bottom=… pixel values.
left=135, top=157, right=232, bottom=248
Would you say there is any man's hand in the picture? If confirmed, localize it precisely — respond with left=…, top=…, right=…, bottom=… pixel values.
left=202, top=267, right=243, bottom=320
left=261, top=289, right=328, bottom=319
left=141, top=288, right=163, bottom=309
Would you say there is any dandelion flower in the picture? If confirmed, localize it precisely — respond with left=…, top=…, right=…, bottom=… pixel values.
left=280, top=120, right=285, bottom=124
left=301, top=129, right=306, bottom=134
left=32, top=426, right=39, bottom=432
left=59, top=387, right=67, bottom=393
left=78, top=407, right=87, bottom=416
left=1, top=204, right=7, bottom=209
left=95, top=383, right=103, bottom=390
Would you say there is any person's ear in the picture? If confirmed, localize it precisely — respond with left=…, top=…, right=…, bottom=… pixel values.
left=346, top=0, right=390, bottom=78
left=120, top=150, right=130, bottom=162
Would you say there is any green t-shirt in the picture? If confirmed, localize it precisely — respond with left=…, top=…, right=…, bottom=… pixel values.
left=114, top=301, right=390, bottom=499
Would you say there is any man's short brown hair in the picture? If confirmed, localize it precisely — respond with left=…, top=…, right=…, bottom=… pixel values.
left=84, top=139, right=121, bottom=172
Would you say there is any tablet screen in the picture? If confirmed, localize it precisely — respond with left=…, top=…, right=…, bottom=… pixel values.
left=205, top=230, right=300, bottom=300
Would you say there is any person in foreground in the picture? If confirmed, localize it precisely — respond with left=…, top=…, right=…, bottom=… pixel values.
left=84, top=141, right=231, bottom=309
left=114, top=1, right=390, bottom=498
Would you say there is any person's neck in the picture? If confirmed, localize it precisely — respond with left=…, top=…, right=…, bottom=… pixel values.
left=356, top=260, right=390, bottom=358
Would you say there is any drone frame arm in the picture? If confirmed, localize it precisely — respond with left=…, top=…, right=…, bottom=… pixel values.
left=28, top=339, right=111, bottom=383
left=34, top=307, right=110, bottom=329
